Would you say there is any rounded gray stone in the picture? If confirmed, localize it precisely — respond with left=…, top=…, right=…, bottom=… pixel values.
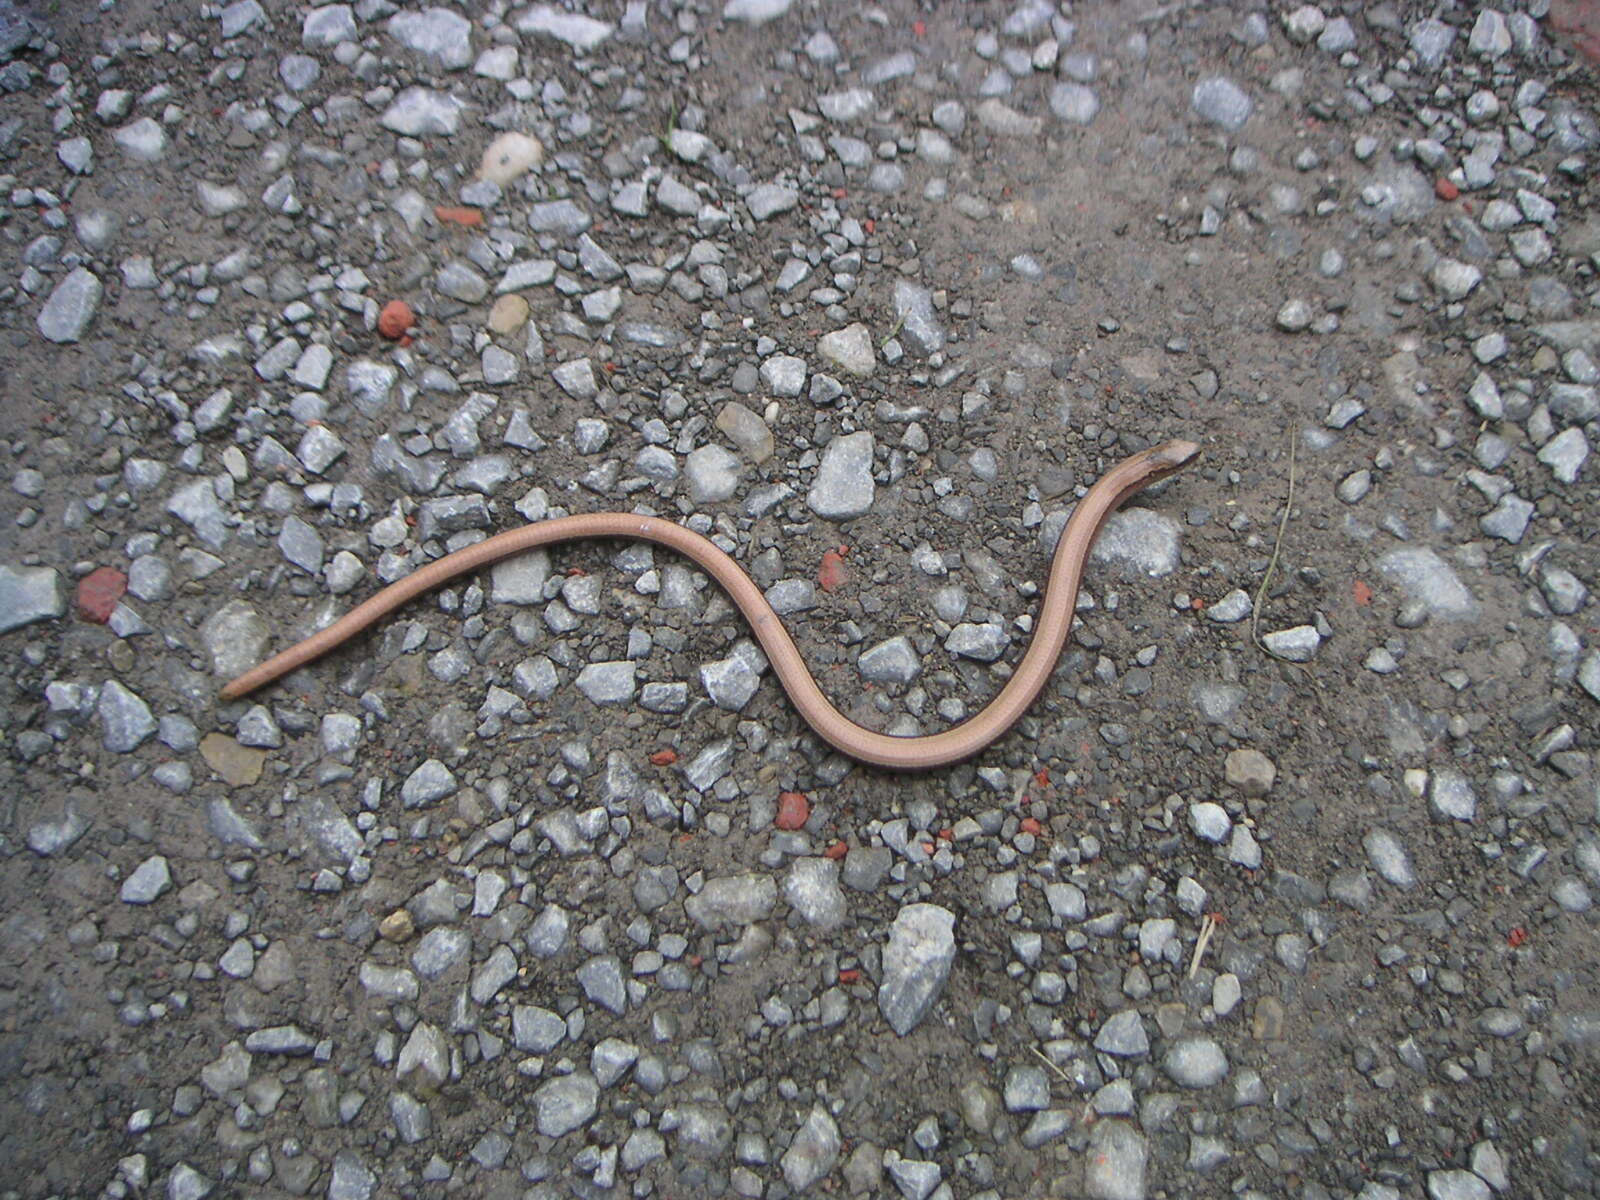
left=1162, top=1037, right=1228, bottom=1087
left=37, top=267, right=102, bottom=343
left=807, top=431, right=876, bottom=520
left=1191, top=77, right=1252, bottom=131
left=533, top=1072, right=599, bottom=1138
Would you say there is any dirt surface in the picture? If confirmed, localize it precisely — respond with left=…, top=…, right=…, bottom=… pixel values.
left=1, top=1, right=1598, bottom=1198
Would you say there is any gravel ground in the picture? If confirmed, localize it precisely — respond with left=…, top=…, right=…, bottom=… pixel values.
left=1, top=0, right=1598, bottom=1197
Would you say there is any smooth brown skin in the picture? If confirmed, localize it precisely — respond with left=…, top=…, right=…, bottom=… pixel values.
left=223, top=439, right=1201, bottom=769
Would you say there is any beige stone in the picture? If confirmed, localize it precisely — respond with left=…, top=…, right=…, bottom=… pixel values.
left=200, top=733, right=267, bottom=787
left=714, top=401, right=774, bottom=463
left=479, top=132, right=543, bottom=186
left=488, top=293, right=529, bottom=334
left=1224, top=747, right=1277, bottom=797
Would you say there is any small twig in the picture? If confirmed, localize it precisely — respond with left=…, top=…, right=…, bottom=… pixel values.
left=1188, top=914, right=1218, bottom=979
left=880, top=312, right=907, bottom=350
left=1031, top=1044, right=1074, bottom=1086
left=1250, top=431, right=1298, bottom=657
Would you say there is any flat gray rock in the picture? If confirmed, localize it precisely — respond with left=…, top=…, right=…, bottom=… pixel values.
left=0, top=564, right=64, bottom=633
left=113, top=117, right=167, bottom=161
left=1262, top=624, right=1322, bottom=662
left=1429, top=770, right=1477, bottom=822
left=684, top=444, right=742, bottom=503
left=201, top=599, right=270, bottom=679
left=1085, top=1119, right=1148, bottom=1200
left=410, top=927, right=470, bottom=978
left=302, top=4, right=355, bottom=45
left=533, top=1072, right=599, bottom=1137
left=516, top=4, right=612, bottom=50
left=1085, top=508, right=1182, bottom=577
left=400, top=759, right=457, bottom=807
left=577, top=955, right=627, bottom=1014
left=1480, top=493, right=1534, bottom=543
left=1426, top=1170, right=1490, bottom=1200
left=1364, top=827, right=1418, bottom=889
left=388, top=8, right=471, bottom=69
left=1162, top=1037, right=1228, bottom=1087
left=26, top=799, right=90, bottom=857
left=576, top=660, right=636, bottom=704
left=1094, top=1010, right=1150, bottom=1057
left=724, top=0, right=793, bottom=22
left=818, top=88, right=873, bottom=122
left=858, top=635, right=922, bottom=684
left=1377, top=548, right=1479, bottom=620
left=807, top=431, right=875, bottom=519
left=944, top=622, right=1010, bottom=663
left=37, top=267, right=102, bottom=343
left=513, top=1005, right=567, bottom=1053
left=781, top=1104, right=841, bottom=1192
left=878, top=903, right=956, bottom=1036
left=380, top=87, right=462, bottom=136
left=436, top=260, right=489, bottom=302
left=167, top=478, right=230, bottom=549
left=1409, top=17, right=1456, bottom=69
left=120, top=854, right=172, bottom=904
left=99, top=680, right=156, bottom=752
left=760, top=353, right=807, bottom=396
left=685, top=873, right=776, bottom=928
left=817, top=323, right=875, bottom=376
left=783, top=858, right=847, bottom=930
left=747, top=183, right=799, bottom=220
left=1537, top=427, right=1589, bottom=484
left=700, top=652, right=762, bottom=711
left=892, top=280, right=944, bottom=356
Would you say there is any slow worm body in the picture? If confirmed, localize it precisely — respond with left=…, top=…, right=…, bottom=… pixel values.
left=222, top=439, right=1200, bottom=770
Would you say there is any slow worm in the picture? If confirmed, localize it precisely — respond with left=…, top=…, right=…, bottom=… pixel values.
left=222, top=439, right=1201, bottom=770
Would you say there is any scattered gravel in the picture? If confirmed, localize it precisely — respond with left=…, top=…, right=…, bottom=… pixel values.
left=2, top=2, right=1597, bottom=1196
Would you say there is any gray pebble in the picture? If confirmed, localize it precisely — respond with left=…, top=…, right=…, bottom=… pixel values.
left=1095, top=1010, right=1150, bottom=1057
left=859, top=635, right=922, bottom=684
left=878, top=903, right=956, bottom=1036
left=783, top=859, right=847, bottom=929
left=1162, top=1037, right=1228, bottom=1087
left=1364, top=828, right=1417, bottom=889
left=380, top=87, right=462, bottom=136
left=577, top=955, right=627, bottom=1014
left=1426, top=1170, right=1490, bottom=1200
left=1085, top=1120, right=1147, bottom=1200
left=1261, top=625, right=1322, bottom=661
left=36, top=267, right=102, bottom=343
left=780, top=1105, right=840, bottom=1193
left=120, top=854, right=172, bottom=904
left=1376, top=549, right=1479, bottom=621
left=808, top=431, right=875, bottom=519
left=0, top=564, right=64, bottom=633
left=1084, top=508, right=1181, bottom=577
left=684, top=444, right=742, bottom=503
left=1049, top=82, right=1100, bottom=125
left=576, top=660, right=636, bottom=704
left=1191, top=77, right=1252, bottom=131
left=388, top=7, right=472, bottom=69
left=99, top=680, right=156, bottom=752
left=400, top=759, right=457, bottom=807
left=685, top=874, right=776, bottom=928
left=533, top=1072, right=599, bottom=1137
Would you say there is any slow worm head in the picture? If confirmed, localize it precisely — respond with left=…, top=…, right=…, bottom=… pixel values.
left=221, top=439, right=1201, bottom=770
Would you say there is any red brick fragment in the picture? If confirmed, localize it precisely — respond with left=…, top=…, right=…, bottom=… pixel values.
left=77, top=567, right=127, bottom=624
